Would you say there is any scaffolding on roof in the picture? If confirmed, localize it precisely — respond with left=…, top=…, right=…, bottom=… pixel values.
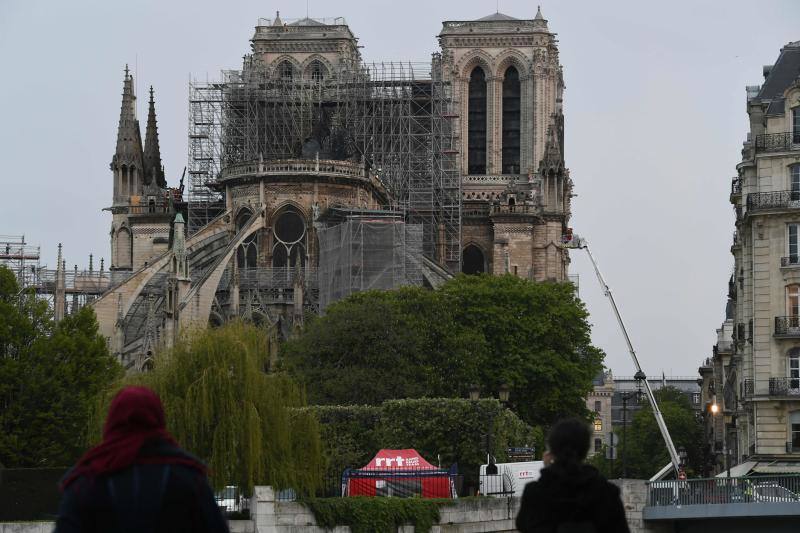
left=0, top=235, right=40, bottom=290
left=188, top=56, right=461, bottom=265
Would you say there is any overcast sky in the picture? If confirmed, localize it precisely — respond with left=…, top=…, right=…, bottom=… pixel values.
left=1, top=0, right=798, bottom=378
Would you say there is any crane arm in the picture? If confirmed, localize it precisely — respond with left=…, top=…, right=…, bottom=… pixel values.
left=571, top=237, right=680, bottom=475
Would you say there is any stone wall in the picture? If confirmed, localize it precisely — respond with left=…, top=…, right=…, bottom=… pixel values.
left=0, top=482, right=661, bottom=533
left=251, top=486, right=520, bottom=533
left=612, top=479, right=670, bottom=533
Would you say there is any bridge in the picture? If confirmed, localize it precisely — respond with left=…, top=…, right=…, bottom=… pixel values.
left=642, top=475, right=800, bottom=532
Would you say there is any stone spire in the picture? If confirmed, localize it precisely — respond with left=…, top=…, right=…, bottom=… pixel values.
left=533, top=5, right=548, bottom=30
left=143, top=86, right=166, bottom=188
left=112, top=65, right=143, bottom=169
left=273, top=10, right=282, bottom=26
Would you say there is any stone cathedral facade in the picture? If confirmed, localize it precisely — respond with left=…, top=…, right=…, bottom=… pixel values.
left=440, top=9, right=571, bottom=280
left=91, top=8, right=573, bottom=369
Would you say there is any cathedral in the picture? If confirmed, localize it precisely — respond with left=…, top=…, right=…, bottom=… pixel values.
left=90, top=8, right=573, bottom=370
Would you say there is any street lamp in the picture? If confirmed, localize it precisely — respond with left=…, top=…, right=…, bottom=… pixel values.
left=475, top=386, right=511, bottom=476
left=468, top=384, right=481, bottom=401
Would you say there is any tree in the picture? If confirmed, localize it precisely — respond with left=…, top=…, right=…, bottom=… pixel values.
left=0, top=265, right=122, bottom=467
left=440, top=275, right=604, bottom=427
left=91, top=321, right=324, bottom=495
left=283, top=275, right=604, bottom=427
left=282, top=286, right=484, bottom=406
left=615, top=387, right=704, bottom=479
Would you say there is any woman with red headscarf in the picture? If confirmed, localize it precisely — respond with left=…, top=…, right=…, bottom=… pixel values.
left=55, top=386, right=229, bottom=533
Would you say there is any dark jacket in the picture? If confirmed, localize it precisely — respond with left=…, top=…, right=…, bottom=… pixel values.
left=516, top=463, right=629, bottom=533
left=55, top=440, right=229, bottom=533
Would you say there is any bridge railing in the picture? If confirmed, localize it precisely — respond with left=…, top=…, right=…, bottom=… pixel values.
left=647, top=475, right=800, bottom=507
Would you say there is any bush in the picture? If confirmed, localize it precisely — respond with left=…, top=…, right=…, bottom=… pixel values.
left=305, top=398, right=543, bottom=491
left=304, top=497, right=445, bottom=533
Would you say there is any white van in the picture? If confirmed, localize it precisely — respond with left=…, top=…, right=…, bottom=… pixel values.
left=479, top=461, right=545, bottom=498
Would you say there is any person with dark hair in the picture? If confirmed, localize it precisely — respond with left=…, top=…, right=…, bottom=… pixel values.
left=55, top=386, right=229, bottom=533
left=516, top=418, right=629, bottom=533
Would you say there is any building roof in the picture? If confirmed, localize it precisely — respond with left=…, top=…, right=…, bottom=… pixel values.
left=289, top=17, right=327, bottom=26
left=476, top=12, right=518, bottom=21
left=757, top=41, right=800, bottom=100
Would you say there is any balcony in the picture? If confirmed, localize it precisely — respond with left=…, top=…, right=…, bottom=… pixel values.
left=743, top=378, right=754, bottom=399
left=782, top=256, right=800, bottom=268
left=769, top=377, right=800, bottom=397
left=755, top=131, right=800, bottom=154
left=747, top=190, right=800, bottom=212
left=775, top=316, right=800, bottom=337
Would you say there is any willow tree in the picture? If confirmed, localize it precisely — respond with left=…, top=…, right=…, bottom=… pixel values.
left=91, top=321, right=323, bottom=495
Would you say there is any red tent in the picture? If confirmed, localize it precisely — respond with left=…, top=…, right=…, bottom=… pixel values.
left=344, top=449, right=455, bottom=498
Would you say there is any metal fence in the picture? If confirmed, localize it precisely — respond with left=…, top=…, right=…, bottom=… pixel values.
left=214, top=485, right=250, bottom=517
left=747, top=190, right=800, bottom=211
left=648, top=475, right=800, bottom=507
left=755, top=132, right=798, bottom=153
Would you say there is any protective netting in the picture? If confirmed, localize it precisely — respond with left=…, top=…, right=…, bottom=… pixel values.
left=318, top=219, right=423, bottom=311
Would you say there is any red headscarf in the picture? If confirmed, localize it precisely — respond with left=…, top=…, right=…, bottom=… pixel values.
left=61, top=386, right=206, bottom=490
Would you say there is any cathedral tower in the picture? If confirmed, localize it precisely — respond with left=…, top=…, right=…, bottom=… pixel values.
left=439, top=7, right=571, bottom=280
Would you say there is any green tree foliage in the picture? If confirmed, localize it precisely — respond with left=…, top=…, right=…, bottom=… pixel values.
left=306, top=398, right=543, bottom=488
left=283, top=275, right=604, bottom=427
left=92, top=321, right=323, bottom=495
left=283, top=287, right=482, bottom=404
left=0, top=265, right=122, bottom=467
left=613, top=387, right=704, bottom=479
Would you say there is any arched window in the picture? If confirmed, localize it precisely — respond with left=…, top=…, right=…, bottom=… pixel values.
left=235, top=209, right=258, bottom=269
left=272, top=208, right=306, bottom=268
left=502, top=66, right=521, bottom=174
left=309, top=61, right=325, bottom=82
left=278, top=60, right=294, bottom=82
left=462, top=244, right=485, bottom=275
left=468, top=66, right=487, bottom=175
left=116, top=227, right=132, bottom=269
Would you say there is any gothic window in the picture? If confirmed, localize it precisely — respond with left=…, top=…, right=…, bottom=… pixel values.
left=272, top=208, right=306, bottom=268
left=278, top=60, right=294, bottom=82
left=789, top=348, right=800, bottom=390
left=502, top=66, right=521, bottom=174
left=462, top=244, right=485, bottom=275
left=235, top=209, right=258, bottom=269
left=116, top=227, right=132, bottom=269
left=309, top=61, right=325, bottom=82
left=468, top=66, right=487, bottom=175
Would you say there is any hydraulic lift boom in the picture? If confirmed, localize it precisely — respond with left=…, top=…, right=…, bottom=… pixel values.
left=567, top=237, right=681, bottom=476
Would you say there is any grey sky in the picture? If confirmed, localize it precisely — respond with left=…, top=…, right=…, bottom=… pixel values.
left=1, top=0, right=798, bottom=378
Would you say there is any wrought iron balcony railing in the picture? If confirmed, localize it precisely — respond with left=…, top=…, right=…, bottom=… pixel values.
left=769, top=377, right=800, bottom=397
left=775, top=316, right=800, bottom=336
left=755, top=132, right=800, bottom=153
left=782, top=256, right=800, bottom=267
left=743, top=378, right=754, bottom=398
left=747, top=190, right=800, bottom=212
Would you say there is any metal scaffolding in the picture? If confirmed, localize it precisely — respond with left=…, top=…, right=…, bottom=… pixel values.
left=0, top=235, right=40, bottom=290
left=317, top=215, right=423, bottom=311
left=188, top=56, right=461, bottom=264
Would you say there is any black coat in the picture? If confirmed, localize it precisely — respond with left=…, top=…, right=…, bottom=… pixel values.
left=515, top=463, right=629, bottom=533
left=55, top=440, right=229, bottom=533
